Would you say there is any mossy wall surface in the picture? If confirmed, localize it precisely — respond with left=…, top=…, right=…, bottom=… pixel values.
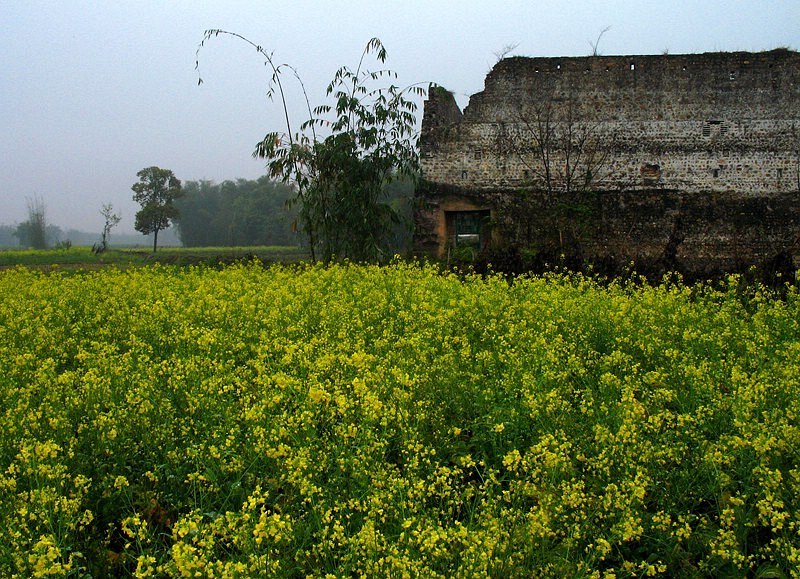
left=417, top=50, right=800, bottom=274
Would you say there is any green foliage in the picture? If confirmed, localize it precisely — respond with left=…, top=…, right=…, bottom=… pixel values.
left=12, top=222, right=34, bottom=248
left=14, top=196, right=49, bottom=249
left=132, top=167, right=183, bottom=253
left=0, top=246, right=309, bottom=268
left=198, top=31, right=424, bottom=262
left=14, top=222, right=64, bottom=250
left=0, top=225, right=17, bottom=247
left=174, top=178, right=298, bottom=247
left=1, top=264, right=800, bottom=575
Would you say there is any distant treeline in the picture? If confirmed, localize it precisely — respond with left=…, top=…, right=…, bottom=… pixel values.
left=0, top=224, right=179, bottom=249
left=174, top=176, right=414, bottom=252
left=0, top=176, right=415, bottom=251
left=174, top=178, right=297, bottom=247
left=0, top=224, right=66, bottom=248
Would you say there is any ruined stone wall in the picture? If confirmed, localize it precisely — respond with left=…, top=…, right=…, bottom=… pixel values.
left=416, top=49, right=800, bottom=275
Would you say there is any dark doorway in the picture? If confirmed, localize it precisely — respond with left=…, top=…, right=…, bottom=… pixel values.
left=446, top=209, right=491, bottom=249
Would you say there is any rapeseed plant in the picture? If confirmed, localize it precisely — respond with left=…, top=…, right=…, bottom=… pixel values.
left=0, top=263, right=798, bottom=576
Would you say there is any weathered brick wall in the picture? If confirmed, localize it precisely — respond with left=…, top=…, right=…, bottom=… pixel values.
left=416, top=49, right=800, bottom=275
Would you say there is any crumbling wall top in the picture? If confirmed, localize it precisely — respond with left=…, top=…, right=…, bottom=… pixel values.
left=420, top=85, right=464, bottom=155
left=461, top=48, right=800, bottom=122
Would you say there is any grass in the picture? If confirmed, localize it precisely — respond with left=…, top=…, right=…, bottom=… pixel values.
left=0, top=245, right=310, bottom=268
left=0, top=262, right=798, bottom=576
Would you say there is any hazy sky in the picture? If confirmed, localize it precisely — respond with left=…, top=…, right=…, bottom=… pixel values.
left=2, top=1, right=799, bottom=234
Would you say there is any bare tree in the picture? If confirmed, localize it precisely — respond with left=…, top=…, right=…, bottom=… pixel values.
left=496, top=80, right=617, bottom=251
left=95, top=203, right=122, bottom=253
left=493, top=42, right=520, bottom=65
left=516, top=97, right=613, bottom=200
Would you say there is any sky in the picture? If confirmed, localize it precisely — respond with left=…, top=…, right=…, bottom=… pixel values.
left=2, top=1, right=799, bottom=235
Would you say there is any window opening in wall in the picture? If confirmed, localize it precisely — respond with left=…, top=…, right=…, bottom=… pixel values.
left=446, top=210, right=490, bottom=249
left=778, top=168, right=784, bottom=180
left=712, top=168, right=720, bottom=178
left=703, top=120, right=724, bottom=138
left=729, top=72, right=736, bottom=80
left=640, top=164, right=661, bottom=184
left=461, top=170, right=468, bottom=180
left=474, top=150, right=483, bottom=160
left=630, top=62, right=635, bottom=71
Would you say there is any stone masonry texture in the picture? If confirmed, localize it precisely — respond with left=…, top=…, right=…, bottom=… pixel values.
left=415, top=49, right=800, bottom=278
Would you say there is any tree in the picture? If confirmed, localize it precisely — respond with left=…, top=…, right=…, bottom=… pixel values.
left=197, top=31, right=424, bottom=262
left=0, top=225, right=16, bottom=247
left=95, top=203, right=121, bottom=253
left=174, top=178, right=299, bottom=247
left=495, top=78, right=618, bottom=254
left=132, top=167, right=183, bottom=252
left=14, top=196, right=48, bottom=249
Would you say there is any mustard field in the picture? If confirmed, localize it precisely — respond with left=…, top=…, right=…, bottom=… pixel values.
left=1, top=262, right=798, bottom=577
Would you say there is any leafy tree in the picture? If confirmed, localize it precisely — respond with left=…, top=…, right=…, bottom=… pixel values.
left=174, top=178, right=298, bottom=247
left=13, top=222, right=33, bottom=248
left=132, top=167, right=183, bottom=252
left=15, top=196, right=49, bottom=249
left=197, top=32, right=424, bottom=262
left=45, top=224, right=64, bottom=247
left=0, top=225, right=17, bottom=247
left=173, top=180, right=218, bottom=247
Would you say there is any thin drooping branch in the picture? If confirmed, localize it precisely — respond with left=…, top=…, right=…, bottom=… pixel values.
left=196, top=32, right=424, bottom=263
left=198, top=29, right=295, bottom=147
